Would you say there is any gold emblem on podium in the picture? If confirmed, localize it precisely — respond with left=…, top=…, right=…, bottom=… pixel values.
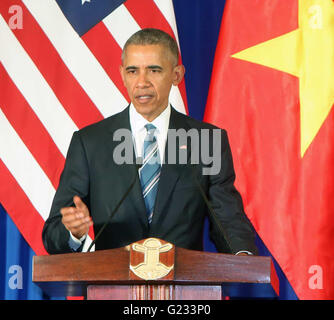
left=129, top=238, right=174, bottom=280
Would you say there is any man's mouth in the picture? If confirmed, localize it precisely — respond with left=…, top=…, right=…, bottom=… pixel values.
left=135, top=94, right=154, bottom=103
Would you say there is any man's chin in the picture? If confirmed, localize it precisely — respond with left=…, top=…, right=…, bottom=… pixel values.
left=133, top=104, right=154, bottom=120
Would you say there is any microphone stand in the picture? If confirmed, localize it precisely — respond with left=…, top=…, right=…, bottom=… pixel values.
left=86, top=162, right=142, bottom=252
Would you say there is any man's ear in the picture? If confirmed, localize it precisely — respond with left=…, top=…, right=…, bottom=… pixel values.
left=172, top=64, right=185, bottom=86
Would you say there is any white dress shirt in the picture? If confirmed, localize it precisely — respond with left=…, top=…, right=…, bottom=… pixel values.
left=129, top=103, right=170, bottom=163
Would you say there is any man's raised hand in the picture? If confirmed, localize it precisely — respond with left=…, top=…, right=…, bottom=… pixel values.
left=60, top=195, right=92, bottom=240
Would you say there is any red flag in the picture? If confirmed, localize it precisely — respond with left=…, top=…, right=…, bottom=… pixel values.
left=205, top=0, right=334, bottom=299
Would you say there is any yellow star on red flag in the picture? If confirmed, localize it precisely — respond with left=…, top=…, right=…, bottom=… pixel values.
left=232, top=0, right=334, bottom=157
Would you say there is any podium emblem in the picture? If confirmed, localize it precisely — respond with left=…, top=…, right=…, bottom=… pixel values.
left=129, top=238, right=174, bottom=280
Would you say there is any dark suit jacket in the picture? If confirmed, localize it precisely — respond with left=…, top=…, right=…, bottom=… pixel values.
left=42, top=106, right=257, bottom=254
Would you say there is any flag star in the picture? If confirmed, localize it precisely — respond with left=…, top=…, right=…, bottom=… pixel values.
left=232, top=0, right=334, bottom=157
left=81, top=0, right=91, bottom=5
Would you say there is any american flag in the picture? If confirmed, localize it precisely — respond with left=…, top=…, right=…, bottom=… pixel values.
left=0, top=0, right=187, bottom=255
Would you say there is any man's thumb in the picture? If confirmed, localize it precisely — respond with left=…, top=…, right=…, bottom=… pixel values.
left=73, top=195, right=86, bottom=209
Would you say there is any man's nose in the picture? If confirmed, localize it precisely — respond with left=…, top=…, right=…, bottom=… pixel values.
left=136, top=71, right=150, bottom=88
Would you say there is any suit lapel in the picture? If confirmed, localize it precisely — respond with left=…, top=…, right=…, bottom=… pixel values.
left=151, top=107, right=191, bottom=225
left=106, top=106, right=148, bottom=228
left=108, top=106, right=192, bottom=229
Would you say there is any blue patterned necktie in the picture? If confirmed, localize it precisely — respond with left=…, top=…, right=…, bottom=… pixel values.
left=139, top=124, right=161, bottom=224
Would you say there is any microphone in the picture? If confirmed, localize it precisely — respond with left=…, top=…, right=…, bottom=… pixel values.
left=190, top=164, right=233, bottom=253
left=86, top=158, right=143, bottom=252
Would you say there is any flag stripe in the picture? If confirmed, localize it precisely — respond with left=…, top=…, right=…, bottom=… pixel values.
left=153, top=0, right=180, bottom=44
left=0, top=14, right=77, bottom=156
left=103, top=3, right=141, bottom=49
left=22, top=0, right=128, bottom=118
left=124, top=0, right=173, bottom=38
left=81, top=21, right=130, bottom=102
left=169, top=84, right=188, bottom=114
left=0, top=160, right=47, bottom=256
left=0, top=0, right=104, bottom=130
left=0, top=109, right=55, bottom=222
left=0, top=65, right=64, bottom=190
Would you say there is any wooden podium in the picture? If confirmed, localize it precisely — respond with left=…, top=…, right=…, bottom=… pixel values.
left=32, top=238, right=279, bottom=300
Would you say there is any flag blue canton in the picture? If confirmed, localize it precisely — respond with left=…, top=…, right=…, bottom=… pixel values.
left=55, top=0, right=126, bottom=36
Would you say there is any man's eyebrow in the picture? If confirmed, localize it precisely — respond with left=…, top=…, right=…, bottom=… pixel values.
left=147, top=65, right=163, bottom=70
left=125, top=66, right=139, bottom=71
left=125, top=65, right=163, bottom=71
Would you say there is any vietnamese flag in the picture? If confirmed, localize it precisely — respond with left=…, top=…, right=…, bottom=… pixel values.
left=205, top=0, right=334, bottom=299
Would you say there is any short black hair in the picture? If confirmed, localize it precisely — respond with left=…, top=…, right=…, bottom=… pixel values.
left=122, top=28, right=179, bottom=66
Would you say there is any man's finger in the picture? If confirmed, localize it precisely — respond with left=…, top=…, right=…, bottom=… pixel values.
left=73, top=195, right=87, bottom=210
left=61, top=210, right=84, bottom=224
left=60, top=197, right=91, bottom=239
left=65, top=216, right=91, bottom=230
left=60, top=206, right=76, bottom=217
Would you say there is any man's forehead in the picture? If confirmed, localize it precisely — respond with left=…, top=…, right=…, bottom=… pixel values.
left=124, top=44, right=163, bottom=57
left=122, top=44, right=173, bottom=65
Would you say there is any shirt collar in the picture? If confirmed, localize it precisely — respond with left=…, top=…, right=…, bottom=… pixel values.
left=129, top=103, right=171, bottom=135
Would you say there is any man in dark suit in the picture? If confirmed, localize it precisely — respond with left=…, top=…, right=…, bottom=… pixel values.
left=42, top=28, right=257, bottom=255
